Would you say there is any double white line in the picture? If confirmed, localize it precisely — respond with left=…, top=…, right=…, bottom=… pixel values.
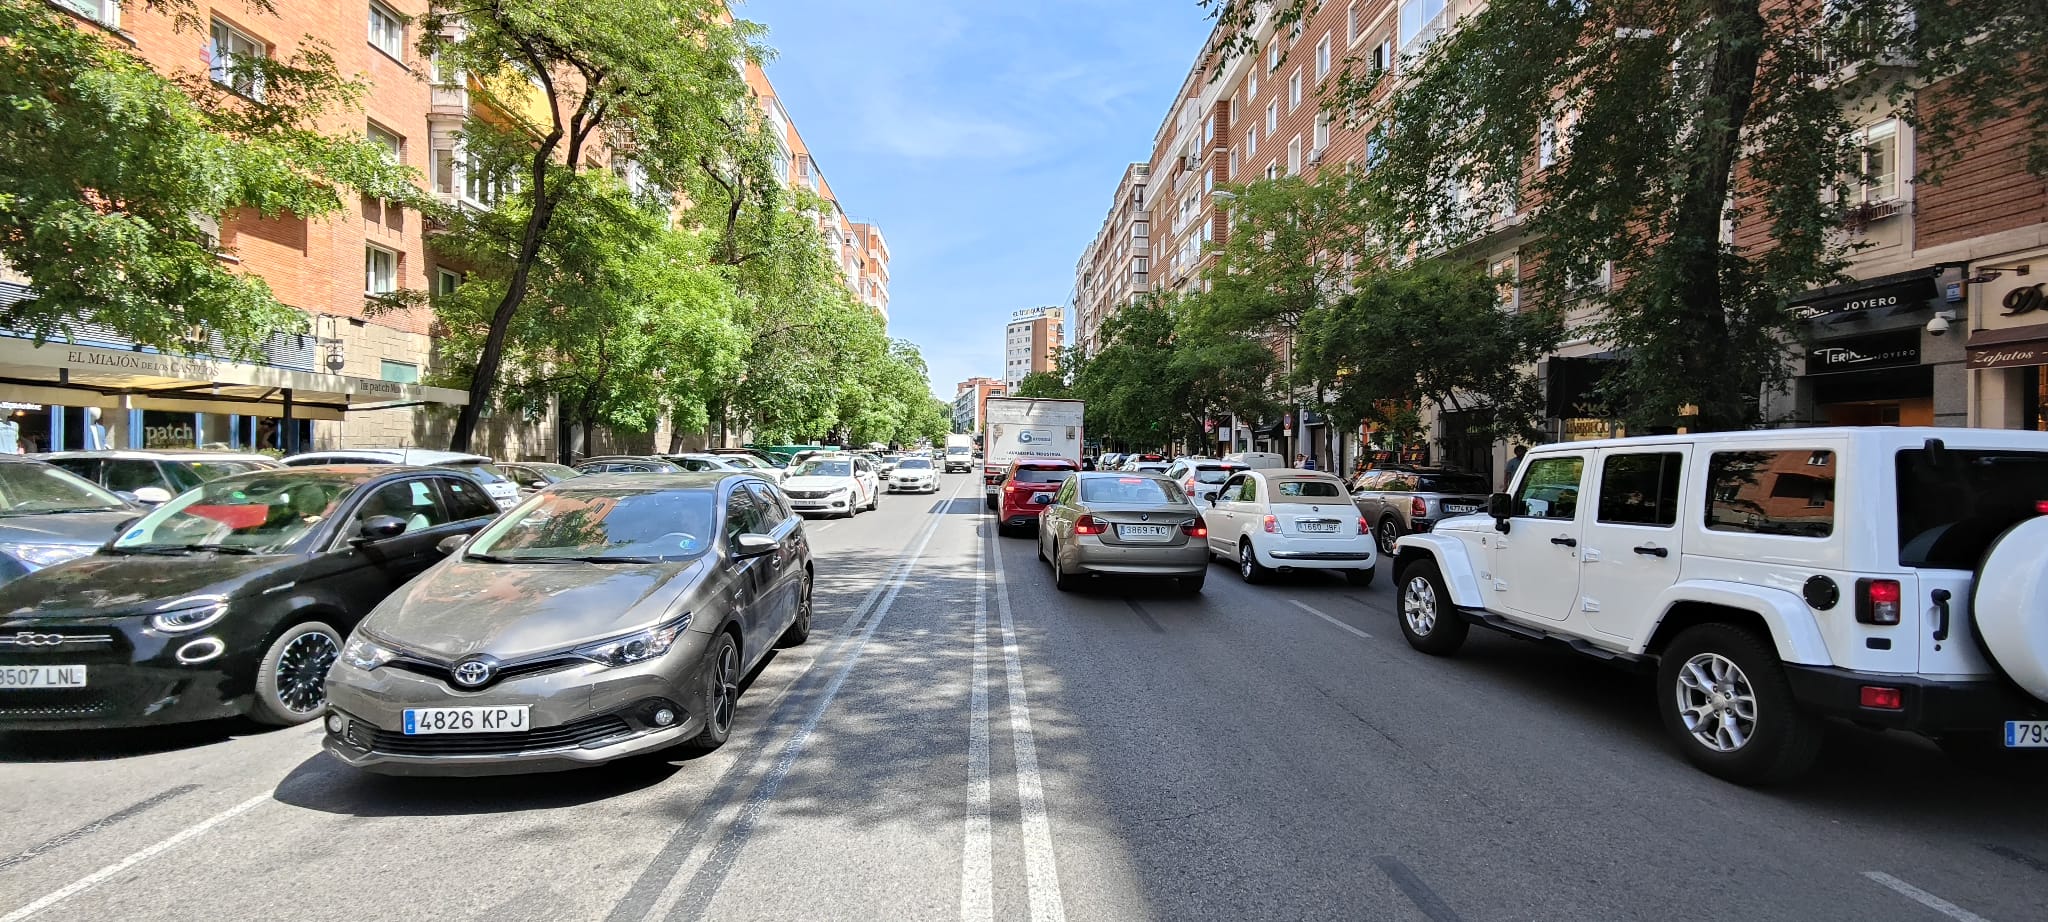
left=962, top=523, right=1066, bottom=922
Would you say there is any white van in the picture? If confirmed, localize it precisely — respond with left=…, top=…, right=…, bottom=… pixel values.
left=1221, top=451, right=1287, bottom=470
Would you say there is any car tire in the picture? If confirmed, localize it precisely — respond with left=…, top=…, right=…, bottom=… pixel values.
left=1052, top=542, right=1082, bottom=592
left=776, top=575, right=812, bottom=648
left=1656, top=623, right=1822, bottom=786
left=1345, top=567, right=1376, bottom=588
left=1237, top=540, right=1273, bottom=584
left=1395, top=560, right=1468, bottom=656
left=250, top=620, right=343, bottom=726
left=1177, top=571, right=1206, bottom=596
left=985, top=494, right=998, bottom=511
left=683, top=632, right=741, bottom=753
left=1377, top=517, right=1403, bottom=557
left=1037, top=531, right=1050, bottom=565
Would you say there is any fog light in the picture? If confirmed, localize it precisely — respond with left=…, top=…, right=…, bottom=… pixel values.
left=1860, top=686, right=1903, bottom=710
left=326, top=714, right=346, bottom=734
left=653, top=708, right=677, bottom=727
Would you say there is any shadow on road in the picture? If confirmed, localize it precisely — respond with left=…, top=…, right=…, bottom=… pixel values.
left=0, top=718, right=278, bottom=762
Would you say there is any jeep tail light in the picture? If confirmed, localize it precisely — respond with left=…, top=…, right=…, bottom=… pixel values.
left=1411, top=497, right=1428, bottom=519
left=1859, top=686, right=1903, bottom=710
left=2037, top=500, right=2048, bottom=515
left=1856, top=578, right=1902, bottom=625
left=1182, top=517, right=1207, bottom=539
left=1074, top=515, right=1108, bottom=536
left=1262, top=514, right=1278, bottom=534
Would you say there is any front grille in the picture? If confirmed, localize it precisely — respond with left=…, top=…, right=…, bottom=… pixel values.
left=357, top=714, right=636, bottom=756
left=386, top=656, right=582, bottom=689
left=0, top=631, right=118, bottom=650
left=0, top=690, right=110, bottom=719
left=786, top=489, right=829, bottom=500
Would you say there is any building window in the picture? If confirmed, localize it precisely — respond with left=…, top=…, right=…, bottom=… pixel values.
left=1265, top=162, right=1279, bottom=181
left=1317, top=36, right=1332, bottom=78
left=1265, top=100, right=1278, bottom=134
left=379, top=359, right=420, bottom=384
left=1399, top=0, right=1448, bottom=51
left=1489, top=254, right=1519, bottom=311
left=431, top=145, right=458, bottom=194
left=367, top=123, right=402, bottom=164
left=365, top=245, right=397, bottom=295
left=1247, top=124, right=1259, bottom=158
left=1314, top=112, right=1331, bottom=151
left=1347, top=3, right=1360, bottom=43
left=1853, top=119, right=1900, bottom=203
left=368, top=2, right=405, bottom=59
left=1538, top=117, right=1558, bottom=169
left=1229, top=148, right=1240, bottom=179
left=1268, top=40, right=1281, bottom=72
left=1288, top=136, right=1302, bottom=175
left=60, top=1, right=118, bottom=27
left=1289, top=70, right=1302, bottom=109
left=435, top=268, right=461, bottom=296
left=209, top=19, right=267, bottom=100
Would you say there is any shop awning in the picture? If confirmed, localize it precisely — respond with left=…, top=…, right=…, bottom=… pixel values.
left=0, top=337, right=469, bottom=421
left=1790, top=268, right=1941, bottom=321
left=1966, top=324, right=2048, bottom=371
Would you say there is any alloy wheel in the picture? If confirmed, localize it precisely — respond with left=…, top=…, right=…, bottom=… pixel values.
left=1239, top=545, right=1254, bottom=580
left=1401, top=576, right=1440, bottom=636
left=1378, top=520, right=1400, bottom=556
left=1674, top=652, right=1758, bottom=753
left=275, top=630, right=339, bottom=714
left=710, top=642, right=739, bottom=734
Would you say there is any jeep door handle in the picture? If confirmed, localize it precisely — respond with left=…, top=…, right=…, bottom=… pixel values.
left=1550, top=536, right=1578, bottom=548
left=1632, top=545, right=1669, bottom=558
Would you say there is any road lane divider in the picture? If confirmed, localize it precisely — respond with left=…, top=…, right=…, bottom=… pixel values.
left=1862, top=871, right=1995, bottom=922
left=0, top=793, right=267, bottom=922
left=989, top=520, right=1068, bottom=922
left=1291, top=599, right=1373, bottom=640
left=961, top=525, right=994, bottom=922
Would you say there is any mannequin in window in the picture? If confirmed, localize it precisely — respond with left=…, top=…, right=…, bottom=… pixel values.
left=84, top=407, right=109, bottom=450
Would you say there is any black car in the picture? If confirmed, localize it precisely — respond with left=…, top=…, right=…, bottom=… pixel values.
left=0, top=466, right=500, bottom=731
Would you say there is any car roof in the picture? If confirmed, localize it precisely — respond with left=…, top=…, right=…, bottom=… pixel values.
left=283, top=449, right=492, bottom=465
left=36, top=450, right=278, bottom=463
left=1527, top=425, right=2048, bottom=454
left=551, top=471, right=755, bottom=492
left=1252, top=468, right=1344, bottom=479
left=1012, top=458, right=1078, bottom=468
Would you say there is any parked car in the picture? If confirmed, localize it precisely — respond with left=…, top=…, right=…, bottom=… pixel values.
left=886, top=457, right=938, bottom=493
left=876, top=452, right=904, bottom=475
left=683, top=453, right=782, bottom=482
left=0, top=458, right=141, bottom=588
left=1202, top=469, right=1377, bottom=586
left=1221, top=451, right=1287, bottom=470
left=573, top=456, right=684, bottom=474
left=1037, top=472, right=1207, bottom=595
left=1163, top=458, right=1248, bottom=506
left=1117, top=453, right=1167, bottom=472
left=781, top=455, right=879, bottom=517
left=994, top=458, right=1080, bottom=536
left=323, top=473, right=811, bottom=775
left=281, top=449, right=520, bottom=510
left=1391, top=427, right=2048, bottom=785
left=1351, top=466, right=1493, bottom=556
left=0, top=466, right=500, bottom=730
left=38, top=450, right=281, bottom=506
left=497, top=461, right=581, bottom=495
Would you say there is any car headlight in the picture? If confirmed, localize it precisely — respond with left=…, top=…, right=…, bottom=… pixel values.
left=341, top=634, right=399, bottom=670
left=4, top=543, right=95, bottom=569
left=149, top=597, right=229, bottom=633
left=573, top=613, right=692, bottom=668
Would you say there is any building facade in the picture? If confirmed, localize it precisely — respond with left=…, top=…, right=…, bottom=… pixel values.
left=1071, top=164, right=1151, bottom=356
left=952, top=376, right=1006, bottom=434
left=1003, top=307, right=1065, bottom=387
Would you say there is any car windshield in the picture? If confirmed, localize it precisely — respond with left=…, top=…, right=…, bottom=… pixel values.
left=111, top=472, right=369, bottom=553
left=1419, top=472, right=1490, bottom=494
left=0, top=463, right=128, bottom=515
left=1014, top=466, right=1073, bottom=484
left=1082, top=476, right=1176, bottom=504
left=189, top=460, right=270, bottom=481
left=898, top=459, right=932, bottom=470
left=1192, top=465, right=1243, bottom=484
left=1896, top=448, right=2048, bottom=568
left=467, top=488, right=716, bottom=561
left=794, top=459, right=853, bottom=478
left=1273, top=479, right=1345, bottom=503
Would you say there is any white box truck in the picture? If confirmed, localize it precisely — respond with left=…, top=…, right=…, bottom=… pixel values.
left=944, top=433, right=975, bottom=473
left=982, top=397, right=1084, bottom=508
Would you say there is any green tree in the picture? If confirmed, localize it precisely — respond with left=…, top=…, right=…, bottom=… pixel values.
left=422, top=0, right=758, bottom=451
left=1012, top=370, right=1071, bottom=399
left=1073, top=294, right=1277, bottom=450
left=0, top=0, right=417, bottom=357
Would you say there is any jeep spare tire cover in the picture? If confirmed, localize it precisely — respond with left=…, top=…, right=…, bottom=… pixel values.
left=1973, top=517, right=2048, bottom=704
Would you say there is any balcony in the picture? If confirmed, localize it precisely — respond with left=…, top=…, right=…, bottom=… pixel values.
left=430, top=82, right=470, bottom=120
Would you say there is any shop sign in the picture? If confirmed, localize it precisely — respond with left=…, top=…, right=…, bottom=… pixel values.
left=2002, top=283, right=2047, bottom=319
left=1966, top=332, right=2048, bottom=370
left=1805, top=330, right=1920, bottom=375
left=143, top=421, right=196, bottom=449
left=0, top=402, right=42, bottom=411
left=1562, top=418, right=1613, bottom=442
left=1791, top=275, right=1937, bottom=321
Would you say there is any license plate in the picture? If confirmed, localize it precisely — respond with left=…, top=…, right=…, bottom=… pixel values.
left=0, top=665, right=87, bottom=688
left=1118, top=524, right=1171, bottom=539
left=2006, top=720, right=2048, bottom=748
left=1445, top=504, right=1477, bottom=515
left=1298, top=521, right=1340, bottom=533
left=403, top=706, right=530, bottom=735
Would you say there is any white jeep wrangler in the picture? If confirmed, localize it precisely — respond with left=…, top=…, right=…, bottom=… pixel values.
left=1391, top=427, right=2048, bottom=785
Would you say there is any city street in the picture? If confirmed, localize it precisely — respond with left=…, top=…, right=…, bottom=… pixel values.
left=2, top=472, right=2045, bottom=922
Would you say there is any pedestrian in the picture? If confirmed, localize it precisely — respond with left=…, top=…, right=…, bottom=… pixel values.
left=1503, top=444, right=1528, bottom=489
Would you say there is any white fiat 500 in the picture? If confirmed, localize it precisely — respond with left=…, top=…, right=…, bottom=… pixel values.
left=1200, top=469, right=1378, bottom=586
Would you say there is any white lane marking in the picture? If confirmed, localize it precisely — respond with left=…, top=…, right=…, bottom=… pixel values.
left=1862, top=871, right=1995, bottom=922
left=961, top=526, right=994, bottom=922
left=0, top=793, right=268, bottom=922
left=990, top=520, right=1068, bottom=922
left=1291, top=599, right=1373, bottom=640
left=636, top=475, right=969, bottom=922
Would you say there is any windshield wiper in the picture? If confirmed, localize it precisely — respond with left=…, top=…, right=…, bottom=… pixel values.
left=464, top=553, right=576, bottom=564
left=107, top=544, right=196, bottom=556
left=187, top=544, right=262, bottom=556
left=549, top=555, right=669, bottom=565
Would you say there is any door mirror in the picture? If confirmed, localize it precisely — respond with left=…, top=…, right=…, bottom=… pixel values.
left=1487, top=493, right=1516, bottom=533
left=131, top=486, right=174, bottom=506
left=436, top=534, right=466, bottom=556
left=355, top=515, right=408, bottom=544
left=733, top=533, right=777, bottom=559
left=528, top=479, right=548, bottom=490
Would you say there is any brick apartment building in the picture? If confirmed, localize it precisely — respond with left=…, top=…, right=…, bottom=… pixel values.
left=1003, top=306, right=1064, bottom=387
left=952, top=376, right=1007, bottom=435
left=1076, top=0, right=2048, bottom=477
left=1071, top=164, right=1150, bottom=356
left=0, top=1, right=883, bottom=459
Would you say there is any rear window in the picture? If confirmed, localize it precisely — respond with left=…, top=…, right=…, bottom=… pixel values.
left=1081, top=477, right=1176, bottom=504
left=1272, top=479, right=1345, bottom=502
left=1193, top=465, right=1243, bottom=484
left=1897, top=448, right=2048, bottom=568
left=1705, top=450, right=1835, bottom=538
left=1013, top=466, right=1073, bottom=484
left=1418, top=473, right=1489, bottom=494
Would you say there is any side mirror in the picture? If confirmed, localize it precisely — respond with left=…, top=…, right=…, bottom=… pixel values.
left=355, top=515, right=408, bottom=544
left=1487, top=493, right=1515, bottom=533
left=733, top=533, right=777, bottom=559
left=436, top=534, right=466, bottom=556
left=132, top=486, right=174, bottom=506
left=528, top=480, right=548, bottom=490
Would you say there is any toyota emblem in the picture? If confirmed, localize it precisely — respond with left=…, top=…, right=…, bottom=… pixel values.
left=6, top=631, right=63, bottom=647
left=451, top=657, right=496, bottom=688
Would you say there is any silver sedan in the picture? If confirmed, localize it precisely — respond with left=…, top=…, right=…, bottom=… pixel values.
left=1036, top=471, right=1209, bottom=595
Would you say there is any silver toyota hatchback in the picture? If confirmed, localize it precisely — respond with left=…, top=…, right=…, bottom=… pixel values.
left=322, top=473, right=812, bottom=776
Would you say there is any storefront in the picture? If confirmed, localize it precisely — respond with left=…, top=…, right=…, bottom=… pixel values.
left=1543, top=354, right=1621, bottom=442
left=1785, top=266, right=1962, bottom=428
left=1964, top=249, right=2048, bottom=430
left=1805, top=328, right=1932, bottom=425
left=0, top=337, right=469, bottom=454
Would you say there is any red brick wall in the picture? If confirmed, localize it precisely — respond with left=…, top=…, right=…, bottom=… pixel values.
left=1915, top=101, right=2048, bottom=249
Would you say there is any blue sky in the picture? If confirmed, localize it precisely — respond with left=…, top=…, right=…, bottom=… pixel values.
left=746, top=1, right=1218, bottom=398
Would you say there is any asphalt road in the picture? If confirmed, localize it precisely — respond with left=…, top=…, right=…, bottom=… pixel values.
left=1, top=471, right=2044, bottom=922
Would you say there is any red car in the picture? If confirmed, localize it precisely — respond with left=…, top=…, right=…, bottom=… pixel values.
left=994, top=458, right=1079, bottom=537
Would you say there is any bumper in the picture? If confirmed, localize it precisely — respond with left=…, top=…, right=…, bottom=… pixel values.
left=0, top=625, right=250, bottom=731
left=788, top=496, right=853, bottom=514
left=887, top=479, right=935, bottom=492
left=1257, top=540, right=1379, bottom=571
left=1784, top=666, right=2048, bottom=734
left=1064, top=537, right=1208, bottom=578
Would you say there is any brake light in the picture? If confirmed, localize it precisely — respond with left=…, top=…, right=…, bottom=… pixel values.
left=1006, top=480, right=1022, bottom=492
left=1182, top=517, right=1208, bottom=539
left=1357, top=517, right=1370, bottom=535
left=1411, top=497, right=1428, bottom=519
left=2037, top=500, right=2048, bottom=515
left=1857, top=578, right=1902, bottom=625
left=1263, top=514, right=1278, bottom=534
left=1859, top=686, right=1903, bottom=710
left=1074, top=515, right=1107, bottom=536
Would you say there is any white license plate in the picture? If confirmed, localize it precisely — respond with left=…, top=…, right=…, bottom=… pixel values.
left=1298, top=521, right=1340, bottom=533
left=1118, top=524, right=1171, bottom=539
left=2006, top=720, right=2048, bottom=748
left=0, top=665, right=87, bottom=688
left=403, top=706, right=531, bottom=735
left=1445, top=504, right=1477, bottom=515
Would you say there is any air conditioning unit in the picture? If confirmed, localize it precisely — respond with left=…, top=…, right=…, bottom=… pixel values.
left=1185, top=153, right=1202, bottom=169
left=1307, top=148, right=1325, bottom=166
